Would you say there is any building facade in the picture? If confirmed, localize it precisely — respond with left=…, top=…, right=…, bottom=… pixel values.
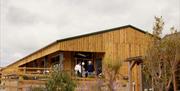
left=1, top=25, right=154, bottom=91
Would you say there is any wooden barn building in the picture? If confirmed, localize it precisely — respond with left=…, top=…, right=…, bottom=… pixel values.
left=1, top=25, right=154, bottom=91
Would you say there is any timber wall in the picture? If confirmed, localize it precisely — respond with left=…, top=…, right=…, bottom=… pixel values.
left=2, top=26, right=153, bottom=91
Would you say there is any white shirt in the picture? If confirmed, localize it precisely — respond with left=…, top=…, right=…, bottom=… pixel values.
left=74, top=64, right=81, bottom=73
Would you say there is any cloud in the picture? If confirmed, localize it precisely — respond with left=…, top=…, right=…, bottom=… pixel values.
left=6, top=6, right=39, bottom=25
left=0, top=0, right=179, bottom=67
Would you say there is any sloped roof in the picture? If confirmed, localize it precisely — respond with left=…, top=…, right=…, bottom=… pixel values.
left=56, top=25, right=150, bottom=42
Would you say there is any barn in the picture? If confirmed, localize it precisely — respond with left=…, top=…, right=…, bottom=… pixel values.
left=1, top=25, right=154, bottom=91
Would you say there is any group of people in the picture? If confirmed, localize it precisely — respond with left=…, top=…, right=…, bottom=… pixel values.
left=74, top=61, right=94, bottom=77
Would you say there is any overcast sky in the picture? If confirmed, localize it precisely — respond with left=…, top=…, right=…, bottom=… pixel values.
left=0, top=0, right=180, bottom=67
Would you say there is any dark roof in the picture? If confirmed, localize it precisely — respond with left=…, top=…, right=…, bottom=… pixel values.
left=57, top=25, right=150, bottom=42
left=4, top=25, right=152, bottom=68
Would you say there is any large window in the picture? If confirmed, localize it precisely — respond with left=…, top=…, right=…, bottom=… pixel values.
left=74, top=52, right=103, bottom=77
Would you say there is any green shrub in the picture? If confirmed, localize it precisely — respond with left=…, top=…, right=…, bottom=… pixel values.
left=46, top=70, right=76, bottom=91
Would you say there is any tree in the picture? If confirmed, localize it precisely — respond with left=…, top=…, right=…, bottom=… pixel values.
left=152, top=16, right=164, bottom=38
left=96, top=58, right=122, bottom=91
left=105, top=59, right=122, bottom=91
left=143, top=16, right=180, bottom=91
left=143, top=16, right=165, bottom=91
left=161, top=31, right=180, bottom=91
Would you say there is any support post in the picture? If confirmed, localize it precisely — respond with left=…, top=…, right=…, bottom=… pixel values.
left=128, top=62, right=132, bottom=91
left=43, top=56, right=48, bottom=74
left=129, top=61, right=136, bottom=91
left=59, top=53, right=64, bottom=71
left=139, top=64, right=143, bottom=91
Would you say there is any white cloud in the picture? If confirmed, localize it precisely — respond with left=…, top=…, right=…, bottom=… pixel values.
left=0, top=0, right=179, bottom=67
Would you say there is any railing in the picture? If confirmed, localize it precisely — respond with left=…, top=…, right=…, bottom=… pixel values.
left=1, top=67, right=97, bottom=81
left=0, top=67, right=102, bottom=91
left=18, top=67, right=52, bottom=75
left=1, top=67, right=52, bottom=81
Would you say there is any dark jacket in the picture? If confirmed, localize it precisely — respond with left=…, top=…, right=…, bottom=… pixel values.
left=87, top=64, right=94, bottom=72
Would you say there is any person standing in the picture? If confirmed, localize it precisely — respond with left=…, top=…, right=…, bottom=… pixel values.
left=87, top=61, right=94, bottom=77
left=81, top=62, right=86, bottom=77
left=74, top=62, right=82, bottom=77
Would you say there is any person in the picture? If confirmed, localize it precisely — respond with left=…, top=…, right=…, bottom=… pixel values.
left=74, top=62, right=81, bottom=77
left=87, top=61, right=94, bottom=77
left=81, top=62, right=86, bottom=77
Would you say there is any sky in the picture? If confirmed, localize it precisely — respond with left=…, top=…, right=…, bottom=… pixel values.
left=0, top=0, right=180, bottom=67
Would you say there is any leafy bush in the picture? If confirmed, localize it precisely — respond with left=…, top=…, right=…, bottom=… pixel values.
left=46, top=70, right=76, bottom=91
